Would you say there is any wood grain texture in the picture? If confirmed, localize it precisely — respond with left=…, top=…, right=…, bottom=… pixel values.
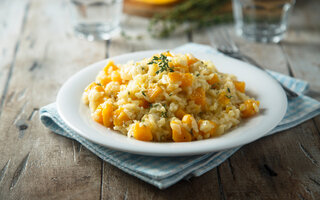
left=0, top=0, right=105, bottom=199
left=0, top=0, right=29, bottom=117
left=0, top=0, right=319, bottom=199
left=101, top=161, right=221, bottom=200
left=205, top=1, right=320, bottom=199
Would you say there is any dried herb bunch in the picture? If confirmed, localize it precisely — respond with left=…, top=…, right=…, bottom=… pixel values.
left=148, top=0, right=233, bottom=38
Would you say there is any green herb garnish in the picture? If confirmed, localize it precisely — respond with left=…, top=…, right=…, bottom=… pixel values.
left=148, top=53, right=174, bottom=74
left=161, top=111, right=168, bottom=118
left=227, top=88, right=231, bottom=93
left=142, top=91, right=146, bottom=97
left=150, top=103, right=159, bottom=108
left=225, top=95, right=232, bottom=99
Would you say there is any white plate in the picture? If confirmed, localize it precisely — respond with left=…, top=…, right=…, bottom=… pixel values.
left=57, top=50, right=287, bottom=156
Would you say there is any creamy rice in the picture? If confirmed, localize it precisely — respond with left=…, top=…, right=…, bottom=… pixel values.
left=82, top=52, right=259, bottom=142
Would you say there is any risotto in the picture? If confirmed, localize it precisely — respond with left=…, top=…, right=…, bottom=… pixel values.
left=82, top=52, right=259, bottom=142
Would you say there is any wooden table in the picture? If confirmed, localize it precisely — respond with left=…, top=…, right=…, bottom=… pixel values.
left=1, top=0, right=320, bottom=199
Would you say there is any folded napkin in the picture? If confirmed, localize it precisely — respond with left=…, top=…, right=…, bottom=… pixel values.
left=40, top=43, right=320, bottom=189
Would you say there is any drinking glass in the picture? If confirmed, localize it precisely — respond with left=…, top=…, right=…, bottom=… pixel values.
left=232, top=0, right=295, bottom=43
left=69, top=0, right=123, bottom=41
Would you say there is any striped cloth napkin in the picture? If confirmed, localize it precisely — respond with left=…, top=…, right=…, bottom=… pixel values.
left=40, top=43, right=320, bottom=189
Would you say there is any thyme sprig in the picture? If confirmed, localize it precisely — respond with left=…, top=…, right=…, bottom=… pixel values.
left=142, top=91, right=146, bottom=97
left=148, top=53, right=174, bottom=74
left=161, top=111, right=168, bottom=118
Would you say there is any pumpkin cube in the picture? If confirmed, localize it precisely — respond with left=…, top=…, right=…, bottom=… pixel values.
left=170, top=120, right=192, bottom=142
left=111, top=70, right=122, bottom=83
left=190, top=88, right=206, bottom=106
left=174, top=108, right=186, bottom=119
left=198, top=120, right=218, bottom=138
left=132, top=122, right=153, bottom=141
left=234, top=81, right=245, bottom=93
left=218, top=91, right=231, bottom=105
left=102, top=103, right=113, bottom=127
left=147, top=85, right=163, bottom=102
left=113, top=107, right=130, bottom=126
left=207, top=73, right=219, bottom=85
left=92, top=104, right=103, bottom=124
left=240, top=99, right=260, bottom=118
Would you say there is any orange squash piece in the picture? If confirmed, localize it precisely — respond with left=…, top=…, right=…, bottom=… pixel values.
left=241, top=99, right=260, bottom=118
left=234, top=81, right=245, bottom=93
left=99, top=75, right=111, bottom=86
left=168, top=72, right=182, bottom=83
left=187, top=55, right=198, bottom=66
left=113, top=107, right=130, bottom=126
left=182, top=114, right=199, bottom=138
left=218, top=91, right=231, bottom=105
left=174, top=108, right=186, bottom=119
left=168, top=72, right=193, bottom=88
left=92, top=104, right=103, bottom=124
left=139, top=99, right=150, bottom=108
left=111, top=70, right=122, bottom=83
left=163, top=51, right=173, bottom=57
left=173, top=63, right=189, bottom=73
left=181, top=73, right=193, bottom=88
left=102, top=103, right=113, bottom=127
left=207, top=73, right=219, bottom=85
left=182, top=114, right=196, bottom=128
left=103, top=60, right=118, bottom=75
left=85, top=82, right=97, bottom=92
left=170, top=120, right=192, bottom=142
left=85, top=82, right=104, bottom=92
left=198, top=120, right=218, bottom=138
left=95, top=85, right=105, bottom=92
left=132, top=123, right=153, bottom=141
left=147, top=85, right=163, bottom=102
left=190, top=87, right=206, bottom=106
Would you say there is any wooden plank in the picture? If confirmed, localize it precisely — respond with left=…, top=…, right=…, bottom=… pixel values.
left=0, top=0, right=315, bottom=198
left=282, top=0, right=320, bottom=94
left=101, top=163, right=220, bottom=200
left=192, top=3, right=320, bottom=198
left=205, top=25, right=290, bottom=74
left=197, top=26, right=296, bottom=199
left=282, top=41, right=320, bottom=94
left=280, top=0, right=320, bottom=197
left=281, top=0, right=320, bottom=135
left=101, top=7, right=320, bottom=197
left=219, top=120, right=320, bottom=199
left=0, top=0, right=106, bottom=199
left=289, top=0, right=320, bottom=31
left=0, top=0, right=29, bottom=117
